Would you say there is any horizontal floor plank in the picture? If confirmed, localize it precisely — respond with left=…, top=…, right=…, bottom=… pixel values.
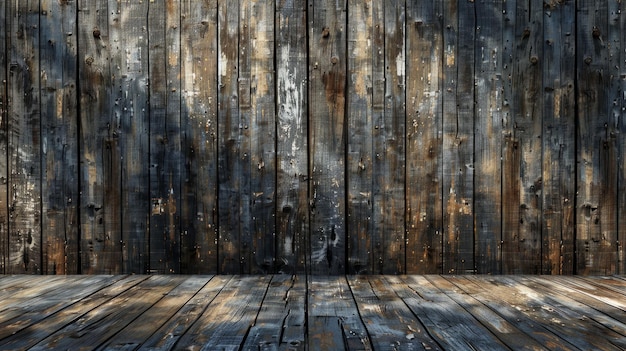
left=0, top=275, right=622, bottom=351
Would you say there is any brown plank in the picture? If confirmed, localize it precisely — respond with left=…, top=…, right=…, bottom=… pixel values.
left=442, top=0, right=475, bottom=274
left=502, top=0, right=544, bottom=274
left=620, top=0, right=626, bottom=276
left=98, top=276, right=212, bottom=350
left=241, top=275, right=305, bottom=350
left=7, top=0, right=42, bottom=274
left=346, top=0, right=374, bottom=274
left=244, top=0, right=276, bottom=273
left=405, top=0, right=443, bottom=274
left=390, top=275, right=511, bottom=350
left=580, top=276, right=626, bottom=297
left=577, top=0, right=618, bottom=275
left=217, top=0, right=243, bottom=274
left=149, top=0, right=182, bottom=274
left=0, top=275, right=147, bottom=350
left=29, top=276, right=184, bottom=350
left=308, top=0, right=347, bottom=275
left=307, top=276, right=372, bottom=350
left=466, top=275, right=625, bottom=350
left=78, top=0, right=118, bottom=274
left=276, top=0, right=309, bottom=274
left=174, top=275, right=270, bottom=349
left=40, top=0, right=79, bottom=275
left=0, top=0, right=8, bottom=274
left=379, top=0, right=406, bottom=274
left=348, top=276, right=440, bottom=350
left=474, top=0, right=504, bottom=274
left=179, top=0, right=219, bottom=274
left=137, top=275, right=232, bottom=350
left=118, top=0, right=150, bottom=274
left=542, top=0, right=576, bottom=274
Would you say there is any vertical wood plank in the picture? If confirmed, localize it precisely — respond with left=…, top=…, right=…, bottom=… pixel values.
left=380, top=0, right=406, bottom=274
left=405, top=0, right=443, bottom=274
left=442, top=0, right=474, bottom=274
left=78, top=0, right=116, bottom=274
left=308, top=0, right=347, bottom=275
left=620, top=0, right=626, bottom=275
left=346, top=0, right=373, bottom=274
left=40, top=0, right=79, bottom=274
left=474, top=0, right=503, bottom=274
left=543, top=0, right=576, bottom=274
left=577, top=0, right=617, bottom=275
left=218, top=0, right=242, bottom=274
left=149, top=0, right=182, bottom=274
left=0, top=0, right=8, bottom=274
left=118, top=0, right=150, bottom=274
left=502, top=0, right=544, bottom=274
left=246, top=0, right=276, bottom=273
left=276, top=0, right=308, bottom=274
left=180, top=0, right=219, bottom=274
left=7, top=0, right=42, bottom=274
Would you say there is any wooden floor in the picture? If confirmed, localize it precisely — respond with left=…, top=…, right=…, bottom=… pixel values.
left=0, top=275, right=624, bottom=350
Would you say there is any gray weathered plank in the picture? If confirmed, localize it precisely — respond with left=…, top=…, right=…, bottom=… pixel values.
left=149, top=0, right=182, bottom=274
left=308, top=0, right=348, bottom=275
left=346, top=0, right=374, bottom=275
left=348, top=276, right=440, bottom=350
left=379, top=0, right=406, bottom=275
left=218, top=0, right=243, bottom=274
left=29, top=276, right=183, bottom=350
left=98, top=276, right=212, bottom=350
left=78, top=0, right=118, bottom=274
left=502, top=0, right=544, bottom=274
left=7, top=0, right=42, bottom=274
left=0, top=0, right=8, bottom=275
left=405, top=0, right=443, bottom=274
left=276, top=0, right=309, bottom=274
left=137, top=275, right=232, bottom=350
left=307, top=276, right=372, bottom=350
left=0, top=275, right=146, bottom=350
left=40, top=0, right=79, bottom=275
left=442, top=0, right=475, bottom=274
left=542, top=0, right=576, bottom=274
left=180, top=0, right=219, bottom=274
left=118, top=0, right=150, bottom=274
left=245, top=0, right=276, bottom=273
left=474, top=0, right=504, bottom=274
left=577, top=0, right=618, bottom=275
left=174, top=275, right=270, bottom=350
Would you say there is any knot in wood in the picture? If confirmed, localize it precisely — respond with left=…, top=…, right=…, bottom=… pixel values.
left=93, top=29, right=101, bottom=39
left=322, top=27, right=330, bottom=38
left=529, top=56, right=538, bottom=65
left=592, top=26, right=601, bottom=38
left=330, top=56, right=339, bottom=65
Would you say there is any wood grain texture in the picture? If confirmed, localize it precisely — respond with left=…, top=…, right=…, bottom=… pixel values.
left=543, top=0, right=576, bottom=274
left=276, top=0, right=309, bottom=274
left=405, top=0, right=443, bottom=274
left=308, top=0, right=347, bottom=275
left=245, top=0, right=276, bottom=273
left=149, top=0, right=182, bottom=274
left=577, top=0, right=617, bottom=275
left=217, top=0, right=242, bottom=274
left=380, top=0, right=406, bottom=275
left=180, top=0, right=219, bottom=274
left=620, top=0, right=626, bottom=276
left=442, top=0, right=474, bottom=274
left=40, top=0, right=79, bottom=275
left=347, top=0, right=373, bottom=274
left=0, top=0, right=8, bottom=274
left=474, top=0, right=503, bottom=274
left=7, top=0, right=42, bottom=274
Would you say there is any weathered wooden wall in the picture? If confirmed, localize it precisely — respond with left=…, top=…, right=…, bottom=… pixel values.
left=0, top=0, right=624, bottom=275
